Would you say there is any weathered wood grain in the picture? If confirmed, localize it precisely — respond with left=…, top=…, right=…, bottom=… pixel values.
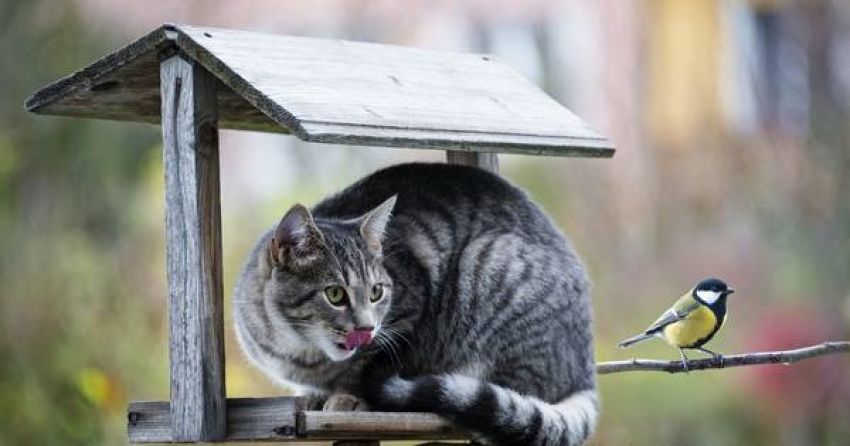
left=446, top=151, right=499, bottom=174
left=127, top=401, right=171, bottom=442
left=297, top=411, right=465, bottom=441
left=26, top=24, right=614, bottom=157
left=161, top=55, right=226, bottom=441
left=333, top=442, right=380, bottom=446
left=127, top=398, right=469, bottom=443
left=128, top=397, right=304, bottom=442
left=25, top=28, right=281, bottom=133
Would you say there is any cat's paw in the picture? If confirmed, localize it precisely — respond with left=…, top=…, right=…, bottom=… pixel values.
left=323, top=393, right=368, bottom=411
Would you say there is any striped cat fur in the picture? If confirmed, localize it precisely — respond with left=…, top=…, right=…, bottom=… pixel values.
left=233, top=163, right=597, bottom=445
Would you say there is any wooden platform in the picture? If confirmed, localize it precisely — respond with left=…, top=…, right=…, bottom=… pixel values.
left=128, top=397, right=468, bottom=443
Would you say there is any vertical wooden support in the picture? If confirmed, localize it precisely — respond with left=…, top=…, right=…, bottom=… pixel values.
left=445, top=151, right=499, bottom=174
left=160, top=54, right=226, bottom=441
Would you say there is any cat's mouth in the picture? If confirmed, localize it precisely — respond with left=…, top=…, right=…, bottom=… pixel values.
left=319, top=327, right=378, bottom=361
left=334, top=331, right=374, bottom=352
left=317, top=337, right=357, bottom=362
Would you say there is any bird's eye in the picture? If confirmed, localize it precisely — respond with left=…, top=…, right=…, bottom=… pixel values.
left=370, top=284, right=384, bottom=303
left=324, top=286, right=347, bottom=306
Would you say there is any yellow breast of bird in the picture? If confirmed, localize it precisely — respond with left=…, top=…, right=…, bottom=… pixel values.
left=662, top=305, right=717, bottom=348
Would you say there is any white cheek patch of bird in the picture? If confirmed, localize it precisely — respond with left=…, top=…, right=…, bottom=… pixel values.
left=607, top=278, right=850, bottom=375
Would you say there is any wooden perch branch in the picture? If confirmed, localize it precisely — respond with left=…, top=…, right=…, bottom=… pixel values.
left=597, top=341, right=850, bottom=375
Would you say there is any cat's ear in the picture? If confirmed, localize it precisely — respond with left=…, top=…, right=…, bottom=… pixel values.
left=269, top=204, right=325, bottom=271
left=359, top=195, right=397, bottom=254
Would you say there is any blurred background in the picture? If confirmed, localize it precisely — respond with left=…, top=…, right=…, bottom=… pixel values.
left=2, top=0, right=849, bottom=444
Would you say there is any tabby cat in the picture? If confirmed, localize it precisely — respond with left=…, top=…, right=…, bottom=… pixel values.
left=233, top=163, right=597, bottom=445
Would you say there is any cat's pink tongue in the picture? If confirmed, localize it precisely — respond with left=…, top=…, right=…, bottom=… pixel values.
left=344, top=330, right=373, bottom=350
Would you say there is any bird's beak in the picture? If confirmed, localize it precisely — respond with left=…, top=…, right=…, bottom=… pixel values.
left=726, top=288, right=735, bottom=295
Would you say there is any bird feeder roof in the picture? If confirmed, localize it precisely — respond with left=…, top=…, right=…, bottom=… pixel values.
left=25, top=24, right=613, bottom=157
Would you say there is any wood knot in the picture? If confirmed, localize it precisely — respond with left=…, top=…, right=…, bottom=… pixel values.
left=272, top=425, right=296, bottom=437
left=127, top=411, right=141, bottom=426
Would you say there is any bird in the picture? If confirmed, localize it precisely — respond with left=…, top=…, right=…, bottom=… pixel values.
left=618, top=278, right=735, bottom=371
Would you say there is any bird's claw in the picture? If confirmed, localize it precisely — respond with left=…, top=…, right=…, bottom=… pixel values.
left=678, top=349, right=691, bottom=373
left=713, top=354, right=725, bottom=367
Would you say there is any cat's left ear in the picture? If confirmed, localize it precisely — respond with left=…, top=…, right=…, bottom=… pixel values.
left=359, top=195, right=397, bottom=254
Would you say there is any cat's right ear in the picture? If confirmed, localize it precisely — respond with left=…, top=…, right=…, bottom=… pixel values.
left=359, top=194, right=397, bottom=254
left=269, top=204, right=325, bottom=272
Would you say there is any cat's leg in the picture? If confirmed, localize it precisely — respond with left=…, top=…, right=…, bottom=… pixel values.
left=297, top=389, right=369, bottom=411
left=323, top=393, right=369, bottom=411
left=300, top=393, right=329, bottom=410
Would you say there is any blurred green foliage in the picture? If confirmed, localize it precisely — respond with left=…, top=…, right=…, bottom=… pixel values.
left=1, top=1, right=848, bottom=445
left=0, top=1, right=165, bottom=444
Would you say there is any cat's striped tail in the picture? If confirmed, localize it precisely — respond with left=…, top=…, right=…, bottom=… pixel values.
left=371, top=374, right=598, bottom=446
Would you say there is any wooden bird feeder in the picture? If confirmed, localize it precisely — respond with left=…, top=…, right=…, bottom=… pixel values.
left=26, top=24, right=614, bottom=444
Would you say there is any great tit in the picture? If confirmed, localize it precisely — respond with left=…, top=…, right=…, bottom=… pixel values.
left=618, top=278, right=735, bottom=371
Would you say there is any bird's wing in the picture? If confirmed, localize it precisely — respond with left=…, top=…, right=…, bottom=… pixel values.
left=643, top=291, right=701, bottom=334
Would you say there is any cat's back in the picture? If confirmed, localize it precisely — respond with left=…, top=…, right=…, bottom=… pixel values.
left=312, top=163, right=547, bottom=232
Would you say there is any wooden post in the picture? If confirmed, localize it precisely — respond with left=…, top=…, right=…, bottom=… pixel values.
left=160, top=54, right=227, bottom=441
left=445, top=151, right=499, bottom=174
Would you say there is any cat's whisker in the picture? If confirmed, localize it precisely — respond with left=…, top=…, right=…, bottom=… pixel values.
left=380, top=325, right=412, bottom=348
left=379, top=328, right=405, bottom=349
left=376, top=330, right=406, bottom=367
left=374, top=333, right=402, bottom=369
left=372, top=336, right=393, bottom=365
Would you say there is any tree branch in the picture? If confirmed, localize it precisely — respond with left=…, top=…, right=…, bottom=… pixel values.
left=597, top=341, right=850, bottom=375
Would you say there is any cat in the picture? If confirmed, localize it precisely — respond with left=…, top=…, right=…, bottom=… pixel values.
left=233, top=163, right=597, bottom=445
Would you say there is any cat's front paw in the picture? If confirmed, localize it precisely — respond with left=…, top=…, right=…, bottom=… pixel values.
left=323, top=393, right=368, bottom=411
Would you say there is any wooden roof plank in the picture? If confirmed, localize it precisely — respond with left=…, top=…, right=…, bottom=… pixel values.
left=26, top=24, right=614, bottom=157
left=25, top=26, right=284, bottom=133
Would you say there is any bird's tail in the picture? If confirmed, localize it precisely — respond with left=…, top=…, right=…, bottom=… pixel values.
left=369, top=374, right=598, bottom=446
left=618, top=332, right=653, bottom=348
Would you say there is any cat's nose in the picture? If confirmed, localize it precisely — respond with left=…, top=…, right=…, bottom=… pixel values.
left=354, top=325, right=374, bottom=332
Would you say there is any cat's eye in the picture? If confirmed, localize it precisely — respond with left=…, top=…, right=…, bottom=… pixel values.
left=370, top=284, right=384, bottom=302
left=324, top=286, right=347, bottom=306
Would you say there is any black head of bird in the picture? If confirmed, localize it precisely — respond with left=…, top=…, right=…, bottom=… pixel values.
left=692, top=278, right=734, bottom=307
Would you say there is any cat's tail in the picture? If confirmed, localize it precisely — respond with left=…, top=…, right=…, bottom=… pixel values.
left=370, top=374, right=598, bottom=446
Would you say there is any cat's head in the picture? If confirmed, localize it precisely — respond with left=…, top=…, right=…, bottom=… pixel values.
left=261, top=196, right=396, bottom=362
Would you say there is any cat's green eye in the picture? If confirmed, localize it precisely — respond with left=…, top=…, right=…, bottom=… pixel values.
left=324, top=286, right=347, bottom=306
left=370, top=284, right=384, bottom=302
